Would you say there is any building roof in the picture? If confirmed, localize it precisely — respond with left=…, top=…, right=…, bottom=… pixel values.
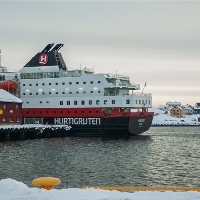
left=0, top=89, right=22, bottom=103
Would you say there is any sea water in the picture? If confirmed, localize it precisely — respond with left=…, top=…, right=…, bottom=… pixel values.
left=0, top=126, right=199, bottom=189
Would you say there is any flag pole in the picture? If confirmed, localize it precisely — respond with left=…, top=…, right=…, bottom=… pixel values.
left=142, top=81, right=147, bottom=94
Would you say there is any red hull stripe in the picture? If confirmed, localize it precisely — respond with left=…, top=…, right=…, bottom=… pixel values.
left=22, top=107, right=154, bottom=118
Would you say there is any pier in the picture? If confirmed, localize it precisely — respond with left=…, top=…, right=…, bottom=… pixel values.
left=0, top=124, right=71, bottom=142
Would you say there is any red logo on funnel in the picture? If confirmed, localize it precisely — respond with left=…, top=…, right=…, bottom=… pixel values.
left=39, top=54, right=48, bottom=65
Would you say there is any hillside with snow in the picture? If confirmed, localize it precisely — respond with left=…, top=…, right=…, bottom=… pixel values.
left=149, top=108, right=200, bottom=126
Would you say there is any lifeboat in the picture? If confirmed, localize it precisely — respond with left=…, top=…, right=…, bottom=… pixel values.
left=0, top=80, right=17, bottom=91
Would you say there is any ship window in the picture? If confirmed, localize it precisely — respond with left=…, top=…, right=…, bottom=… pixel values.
left=89, top=111, right=91, bottom=113
left=139, top=100, right=141, bottom=104
left=62, top=82, right=65, bottom=85
left=69, top=82, right=72, bottom=84
left=112, top=100, right=115, bottom=104
left=81, top=100, right=85, bottom=105
left=2, top=116, right=6, bottom=122
left=46, top=101, right=49, bottom=103
left=26, top=102, right=29, bottom=104
left=136, top=100, right=137, bottom=104
left=27, top=111, right=29, bottom=114
left=98, top=81, right=100, bottom=83
left=96, top=111, right=99, bottom=113
left=36, top=92, right=38, bottom=95
left=126, top=100, right=130, bottom=104
left=42, top=92, right=45, bottom=95
left=62, top=92, right=65, bottom=94
left=60, top=101, right=63, bottom=105
left=40, top=111, right=42, bottom=114
left=49, top=83, right=51, bottom=85
left=142, top=100, right=144, bottom=104
left=89, top=100, right=92, bottom=105
left=33, top=111, right=35, bottom=114
left=74, top=111, right=77, bottom=113
left=30, top=93, right=32, bottom=95
left=54, top=111, right=56, bottom=114
left=74, top=101, right=77, bottom=105
left=104, top=100, right=107, bottom=105
left=146, top=100, right=147, bottom=104
left=29, top=84, right=32, bottom=86
left=67, top=101, right=70, bottom=105
left=56, top=83, right=58, bottom=85
left=149, top=100, right=150, bottom=105
left=60, top=111, right=63, bottom=114
left=98, top=91, right=101, bottom=93
left=83, top=91, right=86, bottom=93
left=36, top=83, right=38, bottom=86
left=67, top=111, right=70, bottom=113
left=49, top=92, right=51, bottom=94
left=76, top=82, right=79, bottom=84
left=90, top=81, right=93, bottom=84
left=40, top=101, right=42, bottom=104
left=46, top=111, right=49, bottom=114
left=16, top=104, right=19, bottom=110
left=42, top=83, right=45, bottom=85
left=3, top=104, right=6, bottom=109
left=17, top=116, right=21, bottom=122
left=76, top=91, right=79, bottom=94
left=23, top=84, right=25, bottom=86
left=23, top=93, right=25, bottom=95
left=83, top=82, right=86, bottom=84
left=69, top=92, right=72, bottom=94
left=96, top=100, right=100, bottom=105
left=56, top=92, right=58, bottom=94
left=90, top=91, right=93, bottom=93
left=82, top=111, right=84, bottom=113
left=9, top=116, right=13, bottom=122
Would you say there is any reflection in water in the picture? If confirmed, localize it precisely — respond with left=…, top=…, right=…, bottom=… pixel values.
left=0, top=127, right=200, bottom=189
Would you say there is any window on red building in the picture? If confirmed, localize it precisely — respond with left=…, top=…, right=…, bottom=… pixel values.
left=9, top=116, right=13, bottom=122
left=16, top=117, right=20, bottom=122
left=3, top=116, right=6, bottom=122
left=3, top=104, right=6, bottom=109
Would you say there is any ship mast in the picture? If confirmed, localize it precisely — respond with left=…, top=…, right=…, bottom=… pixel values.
left=0, top=49, right=1, bottom=67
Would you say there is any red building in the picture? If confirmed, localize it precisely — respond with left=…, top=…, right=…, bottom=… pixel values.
left=0, top=89, right=22, bottom=125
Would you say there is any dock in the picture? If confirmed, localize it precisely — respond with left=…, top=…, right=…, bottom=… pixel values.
left=0, top=124, right=71, bottom=142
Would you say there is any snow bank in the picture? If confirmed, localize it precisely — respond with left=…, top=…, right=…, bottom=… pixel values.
left=0, top=179, right=200, bottom=200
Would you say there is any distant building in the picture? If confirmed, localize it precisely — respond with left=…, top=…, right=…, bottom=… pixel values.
left=182, top=104, right=193, bottom=115
left=158, top=105, right=167, bottom=111
left=194, top=103, right=200, bottom=114
left=170, top=106, right=183, bottom=118
left=166, top=101, right=181, bottom=110
left=0, top=89, right=22, bottom=124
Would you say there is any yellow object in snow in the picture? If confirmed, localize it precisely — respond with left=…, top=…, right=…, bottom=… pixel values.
left=32, top=177, right=61, bottom=190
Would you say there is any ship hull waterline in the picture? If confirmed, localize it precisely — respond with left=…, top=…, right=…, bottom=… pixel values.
left=23, top=115, right=153, bottom=137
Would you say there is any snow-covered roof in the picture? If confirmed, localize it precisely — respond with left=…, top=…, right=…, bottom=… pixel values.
left=166, top=101, right=181, bottom=106
left=0, top=89, right=22, bottom=103
left=182, top=105, right=193, bottom=109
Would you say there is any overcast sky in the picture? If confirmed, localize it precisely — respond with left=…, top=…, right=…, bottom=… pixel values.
left=0, top=1, right=200, bottom=107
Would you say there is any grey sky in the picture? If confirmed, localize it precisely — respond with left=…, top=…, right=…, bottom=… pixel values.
left=0, top=1, right=200, bottom=106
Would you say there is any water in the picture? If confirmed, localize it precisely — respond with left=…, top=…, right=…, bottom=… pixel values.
left=0, top=127, right=200, bottom=189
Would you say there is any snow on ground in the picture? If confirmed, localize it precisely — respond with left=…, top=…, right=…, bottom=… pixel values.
left=149, top=108, right=200, bottom=126
left=0, top=179, right=200, bottom=200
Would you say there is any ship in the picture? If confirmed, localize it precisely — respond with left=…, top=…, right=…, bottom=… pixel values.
left=0, top=43, right=154, bottom=136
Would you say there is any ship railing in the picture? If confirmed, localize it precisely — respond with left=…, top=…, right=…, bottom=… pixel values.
left=132, top=92, right=152, bottom=96
left=104, top=73, right=129, bottom=80
left=104, top=92, right=151, bottom=96
left=67, top=66, right=94, bottom=73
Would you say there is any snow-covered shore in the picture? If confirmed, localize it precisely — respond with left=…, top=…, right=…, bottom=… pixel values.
left=1, top=179, right=200, bottom=200
left=149, top=108, right=200, bottom=126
